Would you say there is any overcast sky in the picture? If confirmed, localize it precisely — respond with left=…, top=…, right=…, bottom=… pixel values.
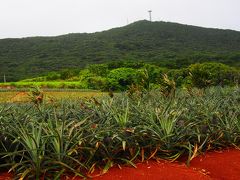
left=0, top=0, right=239, bottom=39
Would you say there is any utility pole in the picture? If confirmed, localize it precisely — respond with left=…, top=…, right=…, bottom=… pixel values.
left=148, top=10, right=152, bottom=21
left=3, top=74, right=6, bottom=83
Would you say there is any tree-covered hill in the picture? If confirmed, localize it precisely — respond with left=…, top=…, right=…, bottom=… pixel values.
left=1, top=20, right=240, bottom=82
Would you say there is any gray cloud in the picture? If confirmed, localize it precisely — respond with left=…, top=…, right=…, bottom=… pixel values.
left=0, top=0, right=239, bottom=38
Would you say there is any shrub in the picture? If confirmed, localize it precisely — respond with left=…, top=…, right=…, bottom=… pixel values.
left=189, top=62, right=240, bottom=88
left=107, top=68, right=140, bottom=91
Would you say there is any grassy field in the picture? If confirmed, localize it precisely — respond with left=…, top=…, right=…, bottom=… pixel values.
left=0, top=90, right=106, bottom=103
left=0, top=81, right=85, bottom=89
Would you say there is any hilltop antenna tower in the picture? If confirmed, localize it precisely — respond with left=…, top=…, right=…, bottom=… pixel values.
left=3, top=74, right=6, bottom=83
left=148, top=10, right=152, bottom=21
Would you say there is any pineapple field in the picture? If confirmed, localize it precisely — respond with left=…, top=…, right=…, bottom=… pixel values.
left=0, top=86, right=239, bottom=179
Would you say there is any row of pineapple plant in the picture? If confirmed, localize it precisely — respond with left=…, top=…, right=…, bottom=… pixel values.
left=0, top=86, right=239, bottom=179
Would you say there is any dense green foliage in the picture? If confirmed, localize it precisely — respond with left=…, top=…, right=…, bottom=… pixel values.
left=3, top=62, right=239, bottom=91
left=1, top=20, right=240, bottom=82
left=0, top=87, right=239, bottom=179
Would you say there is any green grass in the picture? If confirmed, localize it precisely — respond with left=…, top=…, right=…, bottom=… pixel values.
left=0, top=86, right=239, bottom=179
left=0, top=81, right=86, bottom=89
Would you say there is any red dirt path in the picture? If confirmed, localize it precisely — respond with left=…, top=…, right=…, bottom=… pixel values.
left=1, top=148, right=240, bottom=179
left=190, top=148, right=240, bottom=180
left=92, top=161, right=209, bottom=180
left=91, top=148, right=240, bottom=180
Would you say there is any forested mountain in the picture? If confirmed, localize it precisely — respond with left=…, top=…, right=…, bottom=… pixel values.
left=0, top=20, right=240, bottom=82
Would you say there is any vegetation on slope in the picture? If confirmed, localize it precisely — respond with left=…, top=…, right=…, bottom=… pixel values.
left=1, top=20, right=240, bottom=82
left=2, top=62, right=239, bottom=91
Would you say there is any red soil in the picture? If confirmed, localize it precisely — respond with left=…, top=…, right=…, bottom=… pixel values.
left=91, top=148, right=240, bottom=180
left=1, top=148, right=240, bottom=179
left=0, top=172, right=12, bottom=180
left=190, top=148, right=240, bottom=180
left=91, top=161, right=209, bottom=180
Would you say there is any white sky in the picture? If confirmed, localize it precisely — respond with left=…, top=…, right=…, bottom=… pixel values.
left=0, top=0, right=239, bottom=39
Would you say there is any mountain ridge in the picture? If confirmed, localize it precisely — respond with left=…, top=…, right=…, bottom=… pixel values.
left=1, top=20, right=240, bottom=40
left=1, top=20, right=240, bottom=82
